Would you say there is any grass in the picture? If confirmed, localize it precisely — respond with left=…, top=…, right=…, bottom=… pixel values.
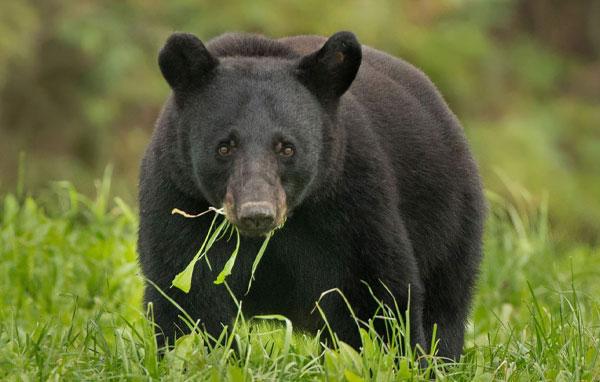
left=0, top=175, right=599, bottom=380
left=169, top=206, right=276, bottom=294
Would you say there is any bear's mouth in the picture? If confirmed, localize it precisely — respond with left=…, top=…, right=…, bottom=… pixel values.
left=235, top=226, right=275, bottom=238
left=224, top=206, right=287, bottom=237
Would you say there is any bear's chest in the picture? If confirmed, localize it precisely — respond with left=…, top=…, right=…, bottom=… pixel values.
left=240, top=222, right=354, bottom=329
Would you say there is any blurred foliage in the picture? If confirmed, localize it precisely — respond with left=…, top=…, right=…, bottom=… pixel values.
left=0, top=0, right=599, bottom=243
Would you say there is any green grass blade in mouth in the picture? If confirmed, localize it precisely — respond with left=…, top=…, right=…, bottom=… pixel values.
left=171, top=211, right=227, bottom=293
left=245, top=231, right=273, bottom=295
left=171, top=207, right=281, bottom=293
left=214, top=227, right=241, bottom=284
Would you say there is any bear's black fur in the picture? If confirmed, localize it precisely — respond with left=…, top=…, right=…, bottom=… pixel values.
left=138, top=31, right=485, bottom=360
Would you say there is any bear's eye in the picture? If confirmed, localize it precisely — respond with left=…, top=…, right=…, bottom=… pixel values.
left=276, top=142, right=295, bottom=158
left=217, top=141, right=235, bottom=156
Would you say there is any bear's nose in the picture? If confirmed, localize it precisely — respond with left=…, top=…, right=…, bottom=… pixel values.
left=238, top=202, right=276, bottom=232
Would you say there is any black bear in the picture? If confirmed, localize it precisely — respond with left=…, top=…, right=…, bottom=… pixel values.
left=138, top=31, right=485, bottom=361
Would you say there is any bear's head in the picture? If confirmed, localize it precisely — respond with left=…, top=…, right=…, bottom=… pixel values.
left=158, top=31, right=361, bottom=236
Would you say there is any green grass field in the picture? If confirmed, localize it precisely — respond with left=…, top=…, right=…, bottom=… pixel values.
left=1, top=175, right=599, bottom=381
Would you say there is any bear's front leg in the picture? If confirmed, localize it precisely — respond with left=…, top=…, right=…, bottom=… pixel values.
left=352, top=218, right=429, bottom=356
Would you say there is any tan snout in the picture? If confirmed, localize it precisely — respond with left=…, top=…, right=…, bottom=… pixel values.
left=223, top=157, right=288, bottom=236
left=224, top=185, right=287, bottom=236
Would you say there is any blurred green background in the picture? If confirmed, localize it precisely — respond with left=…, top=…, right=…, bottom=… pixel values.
left=1, top=0, right=599, bottom=244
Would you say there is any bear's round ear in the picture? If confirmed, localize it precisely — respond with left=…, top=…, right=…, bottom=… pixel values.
left=158, top=32, right=219, bottom=93
left=296, top=31, right=362, bottom=104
